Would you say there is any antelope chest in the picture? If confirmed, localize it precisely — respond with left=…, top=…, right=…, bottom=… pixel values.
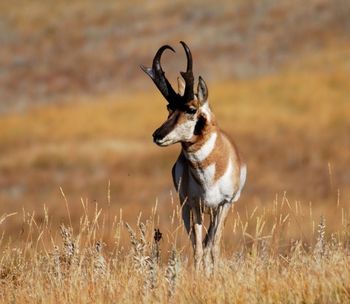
left=173, top=158, right=237, bottom=208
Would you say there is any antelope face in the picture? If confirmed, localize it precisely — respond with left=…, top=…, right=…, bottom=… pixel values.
left=153, top=100, right=200, bottom=146
left=141, top=42, right=209, bottom=147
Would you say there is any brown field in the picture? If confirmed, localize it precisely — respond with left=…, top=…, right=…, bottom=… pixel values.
left=0, top=0, right=350, bottom=302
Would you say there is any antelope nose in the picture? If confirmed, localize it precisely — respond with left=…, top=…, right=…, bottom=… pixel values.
left=152, top=128, right=164, bottom=143
left=152, top=129, right=160, bottom=142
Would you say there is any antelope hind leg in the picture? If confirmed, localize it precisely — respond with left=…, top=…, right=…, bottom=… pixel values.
left=203, top=203, right=231, bottom=272
left=211, top=203, right=231, bottom=269
left=203, top=209, right=216, bottom=271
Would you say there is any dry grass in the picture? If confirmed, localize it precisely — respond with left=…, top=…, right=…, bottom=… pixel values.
left=0, top=196, right=349, bottom=303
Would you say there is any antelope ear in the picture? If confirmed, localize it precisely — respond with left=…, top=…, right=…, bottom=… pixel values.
left=177, top=76, right=185, bottom=96
left=197, top=76, right=208, bottom=104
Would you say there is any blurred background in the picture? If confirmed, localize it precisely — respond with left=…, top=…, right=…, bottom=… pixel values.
left=0, top=0, right=349, bottom=248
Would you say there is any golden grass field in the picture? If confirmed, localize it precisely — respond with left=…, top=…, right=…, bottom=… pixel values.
left=0, top=44, right=350, bottom=302
left=0, top=0, right=350, bottom=302
left=1, top=199, right=350, bottom=303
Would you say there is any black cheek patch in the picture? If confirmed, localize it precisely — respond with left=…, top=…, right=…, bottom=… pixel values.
left=194, top=115, right=206, bottom=135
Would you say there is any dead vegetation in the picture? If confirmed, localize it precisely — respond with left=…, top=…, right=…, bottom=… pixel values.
left=0, top=197, right=350, bottom=303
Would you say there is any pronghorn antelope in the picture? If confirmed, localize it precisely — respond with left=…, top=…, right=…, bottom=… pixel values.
left=141, top=41, right=247, bottom=270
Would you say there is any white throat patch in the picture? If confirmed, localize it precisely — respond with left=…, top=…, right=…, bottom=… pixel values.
left=185, top=132, right=217, bottom=162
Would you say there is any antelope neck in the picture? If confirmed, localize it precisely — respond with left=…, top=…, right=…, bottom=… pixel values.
left=183, top=128, right=218, bottom=164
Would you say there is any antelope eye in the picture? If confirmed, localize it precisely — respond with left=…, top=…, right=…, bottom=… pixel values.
left=186, top=107, right=197, bottom=115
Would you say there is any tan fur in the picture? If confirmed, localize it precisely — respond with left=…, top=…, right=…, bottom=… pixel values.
left=182, top=114, right=241, bottom=186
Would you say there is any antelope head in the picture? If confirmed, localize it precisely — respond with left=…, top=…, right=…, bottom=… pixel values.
left=141, top=41, right=211, bottom=147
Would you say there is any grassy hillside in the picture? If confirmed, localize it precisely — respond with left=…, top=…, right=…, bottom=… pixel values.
left=0, top=0, right=349, bottom=112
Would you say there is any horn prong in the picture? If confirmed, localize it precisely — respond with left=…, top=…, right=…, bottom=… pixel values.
left=140, top=65, right=155, bottom=80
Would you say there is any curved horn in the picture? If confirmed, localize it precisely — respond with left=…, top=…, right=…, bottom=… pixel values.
left=179, top=41, right=194, bottom=102
left=140, top=45, right=180, bottom=104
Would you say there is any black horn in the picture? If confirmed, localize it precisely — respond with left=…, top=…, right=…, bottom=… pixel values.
left=179, top=41, right=194, bottom=102
left=140, top=45, right=180, bottom=105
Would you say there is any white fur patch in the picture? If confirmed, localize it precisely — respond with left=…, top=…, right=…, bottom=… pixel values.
left=187, top=157, right=243, bottom=207
left=185, top=132, right=217, bottom=162
left=199, top=163, right=216, bottom=186
left=201, top=158, right=234, bottom=207
left=232, top=164, right=247, bottom=202
left=160, top=119, right=196, bottom=145
left=201, top=103, right=211, bottom=122
left=218, top=158, right=234, bottom=198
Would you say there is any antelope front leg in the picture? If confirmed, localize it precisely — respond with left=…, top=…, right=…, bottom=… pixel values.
left=193, top=206, right=203, bottom=270
left=182, top=203, right=195, bottom=245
